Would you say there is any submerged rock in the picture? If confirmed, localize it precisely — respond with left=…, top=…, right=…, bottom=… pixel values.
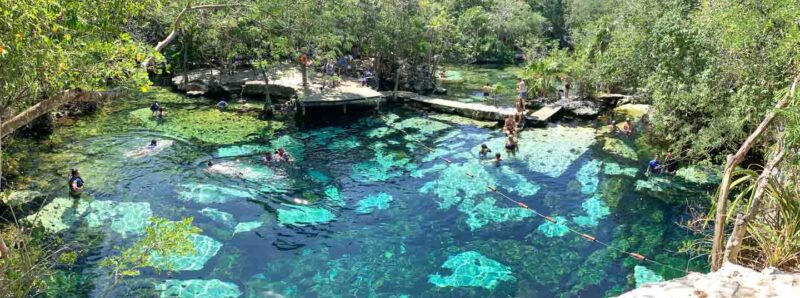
left=562, top=99, right=603, bottom=117
left=428, top=251, right=516, bottom=289
left=277, top=205, right=336, bottom=226
left=155, top=279, right=242, bottom=298
left=355, top=192, right=393, bottom=214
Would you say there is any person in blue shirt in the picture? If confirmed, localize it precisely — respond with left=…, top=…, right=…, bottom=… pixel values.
left=217, top=99, right=228, bottom=111
left=69, top=169, right=84, bottom=196
left=647, top=155, right=661, bottom=175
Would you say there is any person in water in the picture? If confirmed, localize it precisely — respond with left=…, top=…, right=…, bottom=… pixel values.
left=504, top=115, right=517, bottom=136
left=157, top=107, right=165, bottom=120
left=482, top=84, right=492, bottom=97
left=517, top=78, right=527, bottom=99
left=275, top=148, right=294, bottom=162
left=150, top=101, right=160, bottom=115
left=217, top=99, right=228, bottom=111
left=148, top=139, right=157, bottom=148
left=69, top=169, right=84, bottom=196
left=505, top=135, right=518, bottom=156
left=494, top=153, right=502, bottom=166
left=479, top=144, right=491, bottom=159
left=261, top=152, right=273, bottom=164
left=647, top=155, right=661, bottom=175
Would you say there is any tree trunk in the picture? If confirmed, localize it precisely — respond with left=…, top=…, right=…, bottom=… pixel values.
left=723, top=144, right=785, bottom=263
left=181, top=31, right=189, bottom=88
left=710, top=74, right=800, bottom=271
left=392, top=61, right=401, bottom=101
left=0, top=89, right=121, bottom=138
left=141, top=4, right=245, bottom=69
left=375, top=54, right=382, bottom=90
left=261, top=70, right=273, bottom=112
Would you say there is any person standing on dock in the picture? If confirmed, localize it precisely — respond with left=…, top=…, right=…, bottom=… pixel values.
left=517, top=78, right=527, bottom=99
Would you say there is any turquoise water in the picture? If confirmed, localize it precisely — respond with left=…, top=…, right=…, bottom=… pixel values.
left=16, top=90, right=708, bottom=297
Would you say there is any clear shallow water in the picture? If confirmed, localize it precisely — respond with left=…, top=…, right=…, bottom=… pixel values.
left=17, top=89, right=707, bottom=297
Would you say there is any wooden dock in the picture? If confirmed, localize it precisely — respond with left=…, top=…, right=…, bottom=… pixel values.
left=385, top=91, right=563, bottom=123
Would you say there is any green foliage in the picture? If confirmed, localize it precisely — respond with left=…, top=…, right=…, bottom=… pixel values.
left=99, top=217, right=201, bottom=284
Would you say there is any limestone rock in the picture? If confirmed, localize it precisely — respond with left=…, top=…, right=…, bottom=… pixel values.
left=562, top=98, right=603, bottom=117
left=619, top=263, right=800, bottom=298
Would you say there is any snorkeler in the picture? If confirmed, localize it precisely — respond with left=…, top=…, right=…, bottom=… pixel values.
left=479, top=144, right=491, bottom=159
left=69, top=169, right=84, bottom=196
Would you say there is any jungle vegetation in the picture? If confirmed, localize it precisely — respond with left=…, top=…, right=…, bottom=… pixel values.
left=2, top=0, right=800, bottom=295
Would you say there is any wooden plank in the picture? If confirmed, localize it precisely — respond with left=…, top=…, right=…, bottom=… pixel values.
left=527, top=105, right=562, bottom=122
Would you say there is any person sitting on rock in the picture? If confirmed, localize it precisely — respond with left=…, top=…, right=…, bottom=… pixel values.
left=150, top=101, right=160, bottom=115
left=646, top=155, right=661, bottom=176
left=217, top=99, right=228, bottom=111
left=621, top=118, right=633, bottom=135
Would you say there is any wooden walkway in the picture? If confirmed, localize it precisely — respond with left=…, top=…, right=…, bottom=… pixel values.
left=385, top=91, right=562, bottom=123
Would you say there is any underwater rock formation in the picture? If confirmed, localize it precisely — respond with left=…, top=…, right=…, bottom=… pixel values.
left=178, top=183, right=254, bottom=204
left=25, top=199, right=152, bottom=238
left=428, top=251, right=516, bottom=289
left=277, top=205, right=336, bottom=226
left=130, top=107, right=281, bottom=145
left=150, top=234, right=222, bottom=271
left=355, top=192, right=393, bottom=214
left=537, top=216, right=570, bottom=237
left=155, top=278, right=242, bottom=298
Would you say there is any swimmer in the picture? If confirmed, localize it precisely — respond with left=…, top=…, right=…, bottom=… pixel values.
left=261, top=152, right=273, bottom=164
left=494, top=153, right=502, bottom=166
left=479, top=144, right=491, bottom=159
left=505, top=136, right=518, bottom=156
left=205, top=161, right=244, bottom=178
left=126, top=139, right=173, bottom=158
left=272, top=151, right=285, bottom=163
left=69, top=169, right=84, bottom=196
left=276, top=148, right=294, bottom=162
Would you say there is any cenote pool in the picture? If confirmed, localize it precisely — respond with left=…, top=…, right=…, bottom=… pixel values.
left=17, top=88, right=710, bottom=297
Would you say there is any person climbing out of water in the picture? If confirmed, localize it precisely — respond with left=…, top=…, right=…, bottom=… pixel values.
left=517, top=78, right=527, bottom=99
left=621, top=118, right=633, bottom=135
left=503, top=115, right=517, bottom=136
left=505, top=135, right=518, bottom=156
left=150, top=101, right=160, bottom=115
left=494, top=153, right=502, bottom=166
left=646, top=155, right=661, bottom=176
left=479, top=144, right=491, bottom=159
left=217, top=99, right=228, bottom=111
left=69, top=169, right=84, bottom=196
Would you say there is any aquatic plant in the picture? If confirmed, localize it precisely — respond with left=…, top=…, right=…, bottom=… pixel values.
left=428, top=251, right=516, bottom=289
left=129, top=107, right=282, bottom=145
left=150, top=234, right=223, bottom=271
left=351, top=149, right=414, bottom=183
left=24, top=197, right=89, bottom=233
left=576, top=160, right=601, bottom=195
left=355, top=192, right=393, bottom=214
left=276, top=205, right=336, bottom=226
left=537, top=216, right=570, bottom=237
left=178, top=183, right=254, bottom=204
left=25, top=199, right=152, bottom=237
left=633, top=265, right=664, bottom=288
left=155, top=279, right=242, bottom=298
left=603, top=138, right=638, bottom=160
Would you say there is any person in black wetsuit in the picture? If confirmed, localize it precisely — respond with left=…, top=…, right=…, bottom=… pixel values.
left=69, top=169, right=84, bottom=196
left=150, top=101, right=160, bottom=115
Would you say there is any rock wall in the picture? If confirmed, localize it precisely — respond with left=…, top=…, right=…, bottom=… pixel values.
left=619, top=263, right=800, bottom=298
